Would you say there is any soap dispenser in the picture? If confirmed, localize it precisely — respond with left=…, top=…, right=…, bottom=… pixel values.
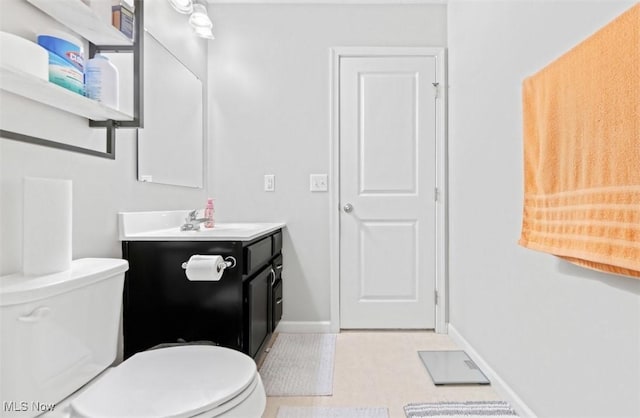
left=204, top=198, right=215, bottom=228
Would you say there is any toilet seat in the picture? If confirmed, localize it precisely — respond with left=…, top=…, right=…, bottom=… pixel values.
left=70, top=345, right=258, bottom=418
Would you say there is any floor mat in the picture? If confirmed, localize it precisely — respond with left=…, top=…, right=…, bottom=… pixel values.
left=259, top=333, right=337, bottom=396
left=404, top=401, right=518, bottom=417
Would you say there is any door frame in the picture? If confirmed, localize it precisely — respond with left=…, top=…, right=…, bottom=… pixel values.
left=329, top=46, right=448, bottom=334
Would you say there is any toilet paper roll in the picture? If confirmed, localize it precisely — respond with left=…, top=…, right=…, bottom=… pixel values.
left=185, top=255, right=226, bottom=281
left=23, top=177, right=72, bottom=276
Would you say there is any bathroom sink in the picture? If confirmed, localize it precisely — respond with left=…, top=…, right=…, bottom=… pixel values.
left=119, top=211, right=285, bottom=241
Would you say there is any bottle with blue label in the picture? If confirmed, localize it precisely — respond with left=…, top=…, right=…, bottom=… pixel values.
left=85, top=54, right=119, bottom=109
left=37, top=33, right=85, bottom=96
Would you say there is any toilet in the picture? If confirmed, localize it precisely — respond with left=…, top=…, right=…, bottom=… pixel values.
left=0, top=258, right=266, bottom=418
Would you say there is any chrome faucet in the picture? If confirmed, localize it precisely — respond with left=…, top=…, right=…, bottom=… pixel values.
left=180, top=209, right=209, bottom=231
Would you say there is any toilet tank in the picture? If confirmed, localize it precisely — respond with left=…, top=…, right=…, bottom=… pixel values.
left=0, top=258, right=128, bottom=418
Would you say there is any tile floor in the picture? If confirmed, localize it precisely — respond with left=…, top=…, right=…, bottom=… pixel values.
left=260, top=331, right=502, bottom=418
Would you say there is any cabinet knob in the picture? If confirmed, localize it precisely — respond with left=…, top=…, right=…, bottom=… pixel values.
left=343, top=203, right=353, bottom=213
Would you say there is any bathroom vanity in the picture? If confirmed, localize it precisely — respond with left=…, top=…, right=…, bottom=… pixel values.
left=119, top=211, right=285, bottom=360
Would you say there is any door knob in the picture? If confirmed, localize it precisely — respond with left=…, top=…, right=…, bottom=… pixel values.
left=343, top=203, right=353, bottom=213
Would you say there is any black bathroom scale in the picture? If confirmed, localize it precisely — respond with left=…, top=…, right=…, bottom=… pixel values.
left=418, top=350, right=490, bottom=385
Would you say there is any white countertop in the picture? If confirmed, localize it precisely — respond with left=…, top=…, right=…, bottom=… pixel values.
left=119, top=211, right=285, bottom=241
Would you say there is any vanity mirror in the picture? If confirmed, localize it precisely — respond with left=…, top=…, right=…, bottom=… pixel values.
left=136, top=28, right=204, bottom=188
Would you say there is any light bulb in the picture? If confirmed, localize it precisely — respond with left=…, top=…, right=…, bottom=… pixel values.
left=189, top=3, right=213, bottom=29
left=193, top=26, right=215, bottom=40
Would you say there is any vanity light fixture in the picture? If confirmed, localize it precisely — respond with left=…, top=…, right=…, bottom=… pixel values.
left=167, top=0, right=193, bottom=14
left=167, top=0, right=214, bottom=40
left=189, top=1, right=213, bottom=30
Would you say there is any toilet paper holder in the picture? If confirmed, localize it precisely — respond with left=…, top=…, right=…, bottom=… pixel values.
left=181, top=255, right=237, bottom=273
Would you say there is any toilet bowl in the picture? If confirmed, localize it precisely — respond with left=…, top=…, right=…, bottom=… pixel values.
left=0, top=258, right=266, bottom=418
left=51, top=346, right=266, bottom=418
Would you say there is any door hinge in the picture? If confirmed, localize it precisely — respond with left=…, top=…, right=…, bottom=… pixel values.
left=435, top=290, right=439, bottom=305
left=432, top=82, right=440, bottom=99
left=434, top=187, right=439, bottom=202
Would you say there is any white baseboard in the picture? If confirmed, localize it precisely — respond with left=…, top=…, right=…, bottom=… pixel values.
left=448, top=324, right=537, bottom=418
left=275, top=321, right=333, bottom=333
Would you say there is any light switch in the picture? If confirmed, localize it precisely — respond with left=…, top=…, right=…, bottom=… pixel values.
left=310, top=174, right=328, bottom=192
left=264, top=174, right=275, bottom=192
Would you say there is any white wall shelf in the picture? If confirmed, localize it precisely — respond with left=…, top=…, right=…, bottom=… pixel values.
left=3, top=0, right=141, bottom=159
left=0, top=64, right=133, bottom=121
left=26, top=0, right=133, bottom=46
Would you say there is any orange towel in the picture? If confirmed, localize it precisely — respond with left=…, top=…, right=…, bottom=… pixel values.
left=520, top=4, right=640, bottom=279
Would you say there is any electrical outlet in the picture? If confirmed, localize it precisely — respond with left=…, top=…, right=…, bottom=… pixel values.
left=264, top=174, right=275, bottom=192
left=310, top=174, right=328, bottom=192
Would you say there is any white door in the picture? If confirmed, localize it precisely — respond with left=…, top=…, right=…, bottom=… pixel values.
left=339, top=55, right=437, bottom=329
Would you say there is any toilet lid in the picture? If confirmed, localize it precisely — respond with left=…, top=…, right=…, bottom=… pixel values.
left=71, top=345, right=257, bottom=418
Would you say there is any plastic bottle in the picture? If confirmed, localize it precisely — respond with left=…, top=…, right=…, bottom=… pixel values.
left=204, top=198, right=215, bottom=228
left=85, top=54, right=119, bottom=109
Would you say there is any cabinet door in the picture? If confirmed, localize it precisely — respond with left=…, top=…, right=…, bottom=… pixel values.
left=123, top=241, right=243, bottom=358
left=246, top=266, right=270, bottom=357
left=273, top=279, right=283, bottom=331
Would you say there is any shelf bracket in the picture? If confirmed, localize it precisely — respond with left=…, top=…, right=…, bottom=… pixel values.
left=0, top=129, right=116, bottom=159
left=90, top=0, right=144, bottom=131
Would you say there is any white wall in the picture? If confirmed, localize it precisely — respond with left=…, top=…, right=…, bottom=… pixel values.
left=207, top=3, right=447, bottom=325
left=0, top=0, right=210, bottom=275
left=448, top=1, right=640, bottom=417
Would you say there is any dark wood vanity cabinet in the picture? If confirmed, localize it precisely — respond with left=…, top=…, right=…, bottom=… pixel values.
left=121, top=229, right=283, bottom=359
